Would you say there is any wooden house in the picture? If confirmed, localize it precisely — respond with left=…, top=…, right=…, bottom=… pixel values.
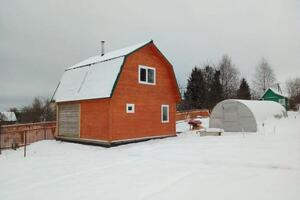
left=0, top=112, right=17, bottom=125
left=261, top=88, right=289, bottom=110
left=53, top=40, right=181, bottom=146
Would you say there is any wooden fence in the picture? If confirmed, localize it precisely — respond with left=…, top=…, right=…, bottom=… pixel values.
left=0, top=112, right=209, bottom=154
left=0, top=121, right=56, bottom=155
left=176, top=109, right=210, bottom=121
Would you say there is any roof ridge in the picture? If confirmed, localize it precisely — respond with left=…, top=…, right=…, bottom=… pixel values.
left=266, top=87, right=288, bottom=98
left=67, top=40, right=152, bottom=71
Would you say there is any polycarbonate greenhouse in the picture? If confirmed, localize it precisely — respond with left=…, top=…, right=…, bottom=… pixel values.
left=209, top=99, right=287, bottom=132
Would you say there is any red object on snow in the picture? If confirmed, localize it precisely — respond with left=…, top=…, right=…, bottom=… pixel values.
left=188, top=118, right=203, bottom=130
left=188, top=119, right=202, bottom=125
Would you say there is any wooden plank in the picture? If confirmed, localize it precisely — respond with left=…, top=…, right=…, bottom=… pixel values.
left=58, top=103, right=79, bottom=138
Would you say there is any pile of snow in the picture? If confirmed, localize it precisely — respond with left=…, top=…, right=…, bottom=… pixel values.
left=0, top=112, right=299, bottom=200
left=176, top=120, right=190, bottom=133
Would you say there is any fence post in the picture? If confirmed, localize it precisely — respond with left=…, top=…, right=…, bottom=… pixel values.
left=44, top=122, right=47, bottom=140
left=24, top=131, right=27, bottom=157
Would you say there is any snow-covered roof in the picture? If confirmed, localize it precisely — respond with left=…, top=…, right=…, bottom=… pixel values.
left=54, top=40, right=152, bottom=102
left=235, top=99, right=287, bottom=122
left=263, top=88, right=288, bottom=98
left=68, top=40, right=152, bottom=70
left=0, top=112, right=17, bottom=121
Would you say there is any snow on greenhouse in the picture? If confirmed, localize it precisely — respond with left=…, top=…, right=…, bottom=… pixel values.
left=209, top=99, right=287, bottom=132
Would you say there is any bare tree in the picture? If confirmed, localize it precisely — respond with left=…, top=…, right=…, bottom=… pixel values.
left=218, top=55, right=240, bottom=99
left=252, top=58, right=276, bottom=97
left=286, top=77, right=300, bottom=110
left=286, top=77, right=300, bottom=97
left=10, top=97, right=56, bottom=123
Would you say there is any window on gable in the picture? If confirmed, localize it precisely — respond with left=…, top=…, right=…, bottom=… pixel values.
left=140, top=68, right=147, bottom=82
left=161, top=104, right=169, bottom=123
left=148, top=68, right=154, bottom=83
left=139, top=65, right=156, bottom=85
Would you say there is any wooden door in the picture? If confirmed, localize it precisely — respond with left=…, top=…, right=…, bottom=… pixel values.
left=58, top=103, right=80, bottom=138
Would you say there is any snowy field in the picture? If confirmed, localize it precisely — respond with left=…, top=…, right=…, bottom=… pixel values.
left=1, top=112, right=300, bottom=200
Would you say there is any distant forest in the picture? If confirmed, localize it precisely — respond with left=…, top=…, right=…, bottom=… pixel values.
left=2, top=55, right=300, bottom=124
left=178, top=55, right=300, bottom=111
left=7, top=97, right=56, bottom=124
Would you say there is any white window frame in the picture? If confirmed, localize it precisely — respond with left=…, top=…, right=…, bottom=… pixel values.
left=161, top=104, right=169, bottom=123
left=126, top=103, right=135, bottom=113
left=138, top=65, right=156, bottom=85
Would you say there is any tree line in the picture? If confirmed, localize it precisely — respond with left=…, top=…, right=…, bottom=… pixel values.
left=2, top=55, right=300, bottom=124
left=179, top=55, right=248, bottom=110
left=179, top=55, right=300, bottom=111
left=286, top=77, right=300, bottom=110
left=7, top=97, right=56, bottom=123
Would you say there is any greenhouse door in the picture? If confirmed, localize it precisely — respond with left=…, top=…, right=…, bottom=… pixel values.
left=223, top=102, right=239, bottom=132
left=58, top=103, right=80, bottom=138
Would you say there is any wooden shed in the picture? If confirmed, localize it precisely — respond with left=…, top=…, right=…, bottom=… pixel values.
left=0, top=111, right=17, bottom=125
left=261, top=88, right=289, bottom=110
left=53, top=40, right=181, bottom=146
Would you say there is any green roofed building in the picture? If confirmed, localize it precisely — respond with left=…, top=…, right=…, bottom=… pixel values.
left=261, top=88, right=289, bottom=110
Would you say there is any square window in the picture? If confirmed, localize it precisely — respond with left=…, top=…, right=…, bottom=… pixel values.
left=126, top=104, right=135, bottom=113
left=138, top=65, right=156, bottom=85
left=161, top=105, right=169, bottom=123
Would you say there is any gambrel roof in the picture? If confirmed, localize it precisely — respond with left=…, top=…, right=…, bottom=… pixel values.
left=53, top=40, right=177, bottom=103
left=68, top=40, right=152, bottom=70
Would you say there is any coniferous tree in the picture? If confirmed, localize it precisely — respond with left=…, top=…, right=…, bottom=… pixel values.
left=208, top=70, right=223, bottom=109
left=237, top=78, right=251, bottom=100
left=184, top=67, right=206, bottom=109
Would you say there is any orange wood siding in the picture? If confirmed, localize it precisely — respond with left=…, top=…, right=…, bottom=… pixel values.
left=80, top=99, right=110, bottom=141
left=110, top=43, right=178, bottom=141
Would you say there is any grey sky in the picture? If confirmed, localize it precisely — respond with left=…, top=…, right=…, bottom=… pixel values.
left=1, top=0, right=299, bottom=111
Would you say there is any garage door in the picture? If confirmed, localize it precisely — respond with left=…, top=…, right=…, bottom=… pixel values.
left=58, top=103, right=80, bottom=138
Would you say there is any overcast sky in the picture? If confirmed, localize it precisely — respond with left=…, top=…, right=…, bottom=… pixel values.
left=0, top=0, right=299, bottom=111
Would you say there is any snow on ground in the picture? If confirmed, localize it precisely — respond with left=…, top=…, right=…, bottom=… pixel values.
left=1, top=112, right=300, bottom=200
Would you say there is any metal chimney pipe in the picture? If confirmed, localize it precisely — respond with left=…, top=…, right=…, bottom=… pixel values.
left=101, top=41, right=105, bottom=56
